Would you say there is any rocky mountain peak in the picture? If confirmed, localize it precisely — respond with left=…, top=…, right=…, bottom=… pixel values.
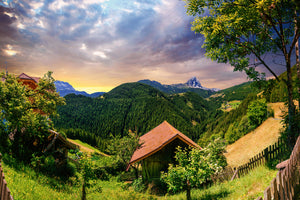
left=186, top=77, right=202, bottom=88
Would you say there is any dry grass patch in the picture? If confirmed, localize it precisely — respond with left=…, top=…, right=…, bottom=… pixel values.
left=224, top=103, right=286, bottom=167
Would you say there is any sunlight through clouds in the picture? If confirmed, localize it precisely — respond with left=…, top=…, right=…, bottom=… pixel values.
left=0, top=0, right=254, bottom=92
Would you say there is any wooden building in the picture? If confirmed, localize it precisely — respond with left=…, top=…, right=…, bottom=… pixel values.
left=18, top=73, right=40, bottom=90
left=44, top=130, right=78, bottom=165
left=128, top=121, right=200, bottom=181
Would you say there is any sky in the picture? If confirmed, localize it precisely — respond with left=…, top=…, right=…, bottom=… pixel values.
left=0, top=0, right=287, bottom=93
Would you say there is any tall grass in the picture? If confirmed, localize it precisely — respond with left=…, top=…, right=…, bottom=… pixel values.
left=2, top=162, right=81, bottom=200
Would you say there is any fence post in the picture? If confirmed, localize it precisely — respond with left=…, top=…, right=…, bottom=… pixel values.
left=264, top=186, right=271, bottom=200
left=264, top=147, right=269, bottom=163
left=270, top=178, right=279, bottom=200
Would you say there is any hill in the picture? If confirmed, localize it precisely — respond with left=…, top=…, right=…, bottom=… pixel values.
left=209, top=81, right=259, bottom=107
left=224, top=102, right=285, bottom=167
left=53, top=83, right=215, bottom=145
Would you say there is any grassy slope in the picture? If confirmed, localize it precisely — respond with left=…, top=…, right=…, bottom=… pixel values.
left=2, top=161, right=155, bottom=200
left=224, top=102, right=285, bottom=167
left=2, top=162, right=81, bottom=200
left=68, top=139, right=109, bottom=156
left=3, top=160, right=277, bottom=200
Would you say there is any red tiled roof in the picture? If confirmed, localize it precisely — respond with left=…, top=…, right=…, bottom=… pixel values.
left=18, top=73, right=40, bottom=83
left=128, top=121, right=200, bottom=165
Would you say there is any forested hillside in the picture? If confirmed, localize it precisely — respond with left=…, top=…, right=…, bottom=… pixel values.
left=200, top=65, right=299, bottom=146
left=53, top=83, right=215, bottom=150
left=198, top=93, right=260, bottom=145
left=209, top=82, right=259, bottom=106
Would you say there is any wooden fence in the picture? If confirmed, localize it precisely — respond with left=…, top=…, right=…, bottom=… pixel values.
left=0, top=154, right=13, bottom=200
left=237, top=138, right=288, bottom=177
left=211, top=137, right=289, bottom=184
left=256, top=135, right=300, bottom=200
left=211, top=166, right=234, bottom=183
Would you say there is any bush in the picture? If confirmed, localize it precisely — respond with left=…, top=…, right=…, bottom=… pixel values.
left=132, top=177, right=146, bottom=193
left=247, top=98, right=268, bottom=127
left=224, top=116, right=250, bottom=144
left=93, top=166, right=109, bottom=180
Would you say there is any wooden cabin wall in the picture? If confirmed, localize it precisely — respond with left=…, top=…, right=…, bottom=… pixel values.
left=142, top=138, right=189, bottom=182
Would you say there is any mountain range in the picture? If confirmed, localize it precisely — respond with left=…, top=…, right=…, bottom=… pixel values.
left=139, top=77, right=220, bottom=92
left=138, top=77, right=219, bottom=98
left=54, top=80, right=105, bottom=97
left=55, top=77, right=219, bottom=98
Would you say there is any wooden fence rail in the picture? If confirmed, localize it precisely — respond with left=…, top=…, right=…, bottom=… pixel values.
left=256, top=135, right=300, bottom=200
left=211, top=166, right=234, bottom=183
left=0, top=154, right=13, bottom=200
left=212, top=137, right=289, bottom=184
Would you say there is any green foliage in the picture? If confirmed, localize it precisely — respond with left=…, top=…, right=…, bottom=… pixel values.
left=107, top=132, right=140, bottom=170
left=30, top=154, right=77, bottom=179
left=0, top=72, right=65, bottom=161
left=247, top=98, right=268, bottom=127
left=132, top=177, right=147, bottom=193
left=161, top=138, right=227, bottom=199
left=224, top=116, right=251, bottom=144
left=185, top=0, right=298, bottom=81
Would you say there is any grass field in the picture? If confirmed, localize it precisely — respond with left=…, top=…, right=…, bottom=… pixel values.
left=2, top=160, right=277, bottom=200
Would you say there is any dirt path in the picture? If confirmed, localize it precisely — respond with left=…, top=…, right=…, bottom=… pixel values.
left=224, top=102, right=286, bottom=167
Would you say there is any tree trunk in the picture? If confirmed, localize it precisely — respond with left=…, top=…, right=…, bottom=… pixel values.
left=186, top=180, right=191, bottom=200
left=296, top=37, right=300, bottom=111
left=286, top=60, right=296, bottom=148
left=81, top=182, right=86, bottom=200
left=133, top=166, right=139, bottom=179
left=295, top=10, right=300, bottom=111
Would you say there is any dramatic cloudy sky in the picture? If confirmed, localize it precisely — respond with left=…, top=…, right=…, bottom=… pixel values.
left=0, top=0, right=284, bottom=93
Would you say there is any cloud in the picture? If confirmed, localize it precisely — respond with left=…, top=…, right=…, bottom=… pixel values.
left=0, top=0, right=252, bottom=91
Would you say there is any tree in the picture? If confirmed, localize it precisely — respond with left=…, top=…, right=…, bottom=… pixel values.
left=0, top=71, right=65, bottom=161
left=185, top=0, right=300, bottom=145
left=161, top=138, right=227, bottom=200
left=247, top=98, right=268, bottom=127
left=107, top=132, right=140, bottom=177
